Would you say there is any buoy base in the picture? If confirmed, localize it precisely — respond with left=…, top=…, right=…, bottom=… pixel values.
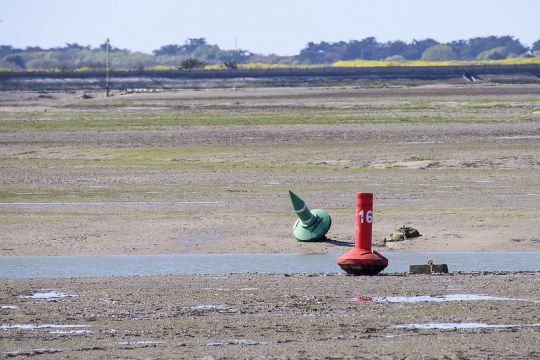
left=336, top=249, right=388, bottom=275
left=293, top=209, right=331, bottom=242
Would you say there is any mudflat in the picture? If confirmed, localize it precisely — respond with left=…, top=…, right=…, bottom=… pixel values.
left=1, top=273, right=539, bottom=359
left=1, top=81, right=540, bottom=359
left=1, top=82, right=539, bottom=255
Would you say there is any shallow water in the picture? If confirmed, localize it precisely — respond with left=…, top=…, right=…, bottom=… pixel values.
left=206, top=339, right=261, bottom=346
left=1, top=305, right=18, bottom=309
left=118, top=340, right=162, bottom=345
left=49, top=330, right=95, bottom=334
left=0, top=324, right=90, bottom=330
left=494, top=135, right=540, bottom=140
left=372, top=294, right=539, bottom=303
left=393, top=322, right=540, bottom=330
left=18, top=290, right=77, bottom=300
left=0, top=201, right=224, bottom=210
left=0, top=251, right=539, bottom=278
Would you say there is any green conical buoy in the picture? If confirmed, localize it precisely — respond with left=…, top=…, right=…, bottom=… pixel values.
left=289, top=190, right=331, bottom=241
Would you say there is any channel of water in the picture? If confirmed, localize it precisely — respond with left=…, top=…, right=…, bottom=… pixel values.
left=1, top=251, right=539, bottom=278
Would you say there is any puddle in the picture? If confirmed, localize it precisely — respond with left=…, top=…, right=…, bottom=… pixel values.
left=18, top=290, right=77, bottom=301
left=397, top=141, right=436, bottom=145
left=190, top=304, right=229, bottom=310
left=371, top=294, right=539, bottom=303
left=472, top=179, right=496, bottom=184
left=393, top=322, right=540, bottom=330
left=4, top=349, right=63, bottom=357
left=189, top=304, right=237, bottom=313
left=1, top=323, right=90, bottom=330
left=262, top=181, right=282, bottom=185
left=49, top=329, right=95, bottom=334
left=203, top=287, right=258, bottom=292
left=0, top=201, right=225, bottom=210
left=118, top=340, right=162, bottom=345
left=206, top=339, right=261, bottom=346
left=494, top=135, right=540, bottom=140
left=1, top=305, right=18, bottom=309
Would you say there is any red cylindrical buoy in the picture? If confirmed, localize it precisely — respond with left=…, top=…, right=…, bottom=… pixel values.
left=337, top=193, right=388, bottom=275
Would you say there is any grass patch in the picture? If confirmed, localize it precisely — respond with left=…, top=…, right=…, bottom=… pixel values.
left=2, top=144, right=377, bottom=173
left=0, top=184, right=223, bottom=203
left=405, top=156, right=431, bottom=161
left=14, top=150, right=40, bottom=156
left=1, top=100, right=535, bottom=131
left=99, top=146, right=230, bottom=159
left=0, top=113, right=505, bottom=131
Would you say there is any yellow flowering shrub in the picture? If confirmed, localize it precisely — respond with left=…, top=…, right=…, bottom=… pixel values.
left=332, top=58, right=540, bottom=67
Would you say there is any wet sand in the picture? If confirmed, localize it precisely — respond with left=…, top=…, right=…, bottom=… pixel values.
left=1, top=273, right=539, bottom=359
left=1, top=83, right=539, bottom=256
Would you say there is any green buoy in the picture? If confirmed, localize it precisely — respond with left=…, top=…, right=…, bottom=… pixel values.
left=289, top=190, right=331, bottom=241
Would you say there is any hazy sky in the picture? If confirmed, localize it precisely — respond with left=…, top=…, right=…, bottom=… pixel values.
left=2, top=0, right=539, bottom=55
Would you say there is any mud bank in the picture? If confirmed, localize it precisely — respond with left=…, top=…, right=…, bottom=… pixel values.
left=1, top=272, right=539, bottom=359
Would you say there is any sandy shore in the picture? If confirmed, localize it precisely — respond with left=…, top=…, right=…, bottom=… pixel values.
left=1, top=273, right=539, bottom=359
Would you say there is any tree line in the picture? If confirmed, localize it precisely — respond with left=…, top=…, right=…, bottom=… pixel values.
left=1, top=36, right=539, bottom=71
left=298, top=36, right=538, bottom=63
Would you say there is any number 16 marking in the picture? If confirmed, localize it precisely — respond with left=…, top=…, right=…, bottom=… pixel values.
left=359, top=210, right=373, bottom=224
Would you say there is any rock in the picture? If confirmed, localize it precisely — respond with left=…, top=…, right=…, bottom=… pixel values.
left=384, top=226, right=421, bottom=242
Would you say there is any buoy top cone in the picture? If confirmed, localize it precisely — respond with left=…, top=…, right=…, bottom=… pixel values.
left=289, top=190, right=331, bottom=241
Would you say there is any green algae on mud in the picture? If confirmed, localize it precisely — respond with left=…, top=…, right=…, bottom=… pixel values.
left=0, top=94, right=537, bottom=131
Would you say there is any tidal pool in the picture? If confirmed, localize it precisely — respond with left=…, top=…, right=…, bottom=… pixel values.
left=0, top=251, right=538, bottom=278
left=393, top=322, right=540, bottom=330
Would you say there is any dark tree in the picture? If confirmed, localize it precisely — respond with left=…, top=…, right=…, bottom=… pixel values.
left=179, top=57, right=206, bottom=69
left=5, top=54, right=26, bottom=68
left=64, top=43, right=86, bottom=50
left=296, top=38, right=385, bottom=63
left=98, top=42, right=122, bottom=52
left=384, top=40, right=408, bottom=59
left=25, top=46, right=43, bottom=52
left=296, top=41, right=334, bottom=64
left=153, top=44, right=182, bottom=56
left=531, top=39, right=540, bottom=51
left=183, top=38, right=207, bottom=52
left=355, top=37, right=381, bottom=60
left=448, top=39, right=469, bottom=59
left=0, top=45, right=19, bottom=56
left=462, top=36, right=527, bottom=59
left=340, top=41, right=363, bottom=60
left=223, top=60, right=238, bottom=69
left=402, top=39, right=439, bottom=60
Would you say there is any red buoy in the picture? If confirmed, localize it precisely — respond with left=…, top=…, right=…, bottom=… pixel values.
left=337, top=193, right=388, bottom=275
